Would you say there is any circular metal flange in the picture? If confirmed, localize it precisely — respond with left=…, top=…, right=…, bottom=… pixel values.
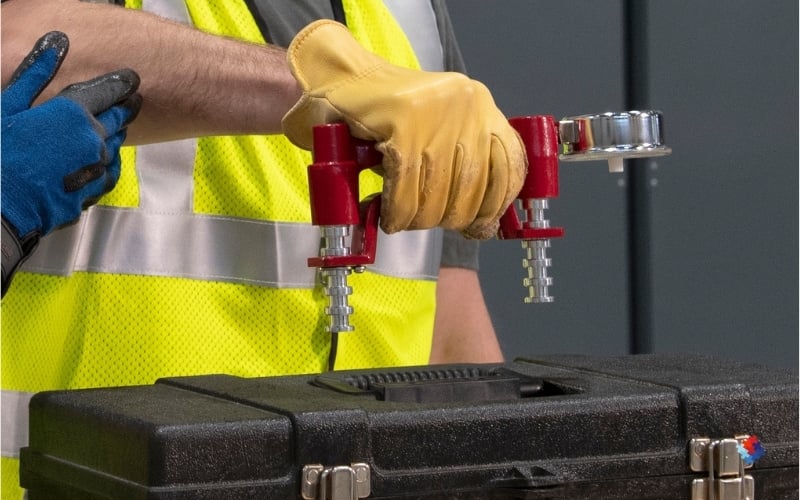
left=558, top=110, right=672, bottom=162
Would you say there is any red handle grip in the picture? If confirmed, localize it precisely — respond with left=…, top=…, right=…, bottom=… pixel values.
left=497, top=115, right=565, bottom=240
left=308, top=123, right=382, bottom=227
left=308, top=116, right=565, bottom=265
left=307, top=123, right=382, bottom=268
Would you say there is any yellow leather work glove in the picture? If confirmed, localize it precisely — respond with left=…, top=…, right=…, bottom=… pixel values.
left=282, top=20, right=527, bottom=239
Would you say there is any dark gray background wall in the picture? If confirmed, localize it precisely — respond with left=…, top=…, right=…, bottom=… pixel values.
left=445, top=1, right=798, bottom=370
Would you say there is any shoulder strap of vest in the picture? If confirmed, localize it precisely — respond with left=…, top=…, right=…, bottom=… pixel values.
left=330, top=0, right=347, bottom=24
left=243, top=0, right=347, bottom=46
left=242, top=0, right=275, bottom=44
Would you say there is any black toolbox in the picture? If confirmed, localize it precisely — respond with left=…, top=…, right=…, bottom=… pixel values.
left=20, top=353, right=799, bottom=499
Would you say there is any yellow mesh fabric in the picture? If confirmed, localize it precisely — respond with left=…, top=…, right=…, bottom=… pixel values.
left=341, top=0, right=421, bottom=70
left=1, top=459, right=21, bottom=500
left=98, top=147, right=138, bottom=207
left=2, top=4, right=437, bottom=497
left=184, top=0, right=262, bottom=41
left=185, top=0, right=319, bottom=220
left=2, top=272, right=434, bottom=392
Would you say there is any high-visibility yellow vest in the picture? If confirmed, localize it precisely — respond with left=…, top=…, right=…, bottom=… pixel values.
left=2, top=2, right=452, bottom=497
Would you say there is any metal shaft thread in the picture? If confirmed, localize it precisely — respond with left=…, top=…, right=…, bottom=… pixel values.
left=319, top=225, right=355, bottom=332
left=521, top=199, right=554, bottom=303
left=321, top=267, right=354, bottom=333
left=521, top=239, right=553, bottom=303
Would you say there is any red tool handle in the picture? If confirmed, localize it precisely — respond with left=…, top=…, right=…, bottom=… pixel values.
left=497, top=115, right=565, bottom=240
left=307, top=116, right=566, bottom=269
left=308, top=122, right=382, bottom=226
left=307, top=123, right=382, bottom=268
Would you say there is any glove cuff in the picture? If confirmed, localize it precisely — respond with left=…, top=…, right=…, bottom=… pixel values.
left=1, top=217, right=39, bottom=298
left=287, top=20, right=383, bottom=90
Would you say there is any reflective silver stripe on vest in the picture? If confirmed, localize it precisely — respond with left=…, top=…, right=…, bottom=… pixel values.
left=20, top=0, right=442, bottom=284
left=22, top=209, right=442, bottom=285
left=1, top=391, right=32, bottom=458
left=384, top=0, right=444, bottom=72
left=142, top=0, right=191, bottom=22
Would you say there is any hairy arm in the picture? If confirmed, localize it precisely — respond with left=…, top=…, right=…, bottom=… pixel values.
left=430, top=267, right=504, bottom=364
left=1, top=0, right=301, bottom=144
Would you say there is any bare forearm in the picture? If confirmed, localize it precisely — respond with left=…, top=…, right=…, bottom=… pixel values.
left=431, top=267, right=504, bottom=364
left=1, top=0, right=300, bottom=144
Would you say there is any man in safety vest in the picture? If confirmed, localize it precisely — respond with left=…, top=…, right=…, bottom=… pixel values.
left=1, top=1, right=527, bottom=498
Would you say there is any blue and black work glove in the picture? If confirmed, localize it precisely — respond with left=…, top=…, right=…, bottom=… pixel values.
left=1, top=31, right=142, bottom=296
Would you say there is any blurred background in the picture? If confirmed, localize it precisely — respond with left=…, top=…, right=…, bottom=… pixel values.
left=446, top=0, right=799, bottom=370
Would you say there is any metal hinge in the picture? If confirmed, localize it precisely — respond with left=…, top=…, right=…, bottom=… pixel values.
left=689, top=436, right=755, bottom=500
left=301, top=463, right=371, bottom=500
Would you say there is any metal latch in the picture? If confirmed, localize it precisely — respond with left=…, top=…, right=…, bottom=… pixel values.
left=690, top=436, right=756, bottom=500
left=301, top=463, right=371, bottom=500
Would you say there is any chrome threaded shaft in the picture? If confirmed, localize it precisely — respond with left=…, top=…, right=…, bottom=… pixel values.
left=521, top=198, right=554, bottom=303
left=319, top=225, right=355, bottom=332
left=522, top=239, right=553, bottom=303
left=321, top=267, right=354, bottom=333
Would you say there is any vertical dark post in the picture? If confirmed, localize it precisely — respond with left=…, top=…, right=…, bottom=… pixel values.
left=623, top=1, right=653, bottom=354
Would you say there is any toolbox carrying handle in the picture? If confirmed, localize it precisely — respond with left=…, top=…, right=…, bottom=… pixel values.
left=312, top=366, right=577, bottom=403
